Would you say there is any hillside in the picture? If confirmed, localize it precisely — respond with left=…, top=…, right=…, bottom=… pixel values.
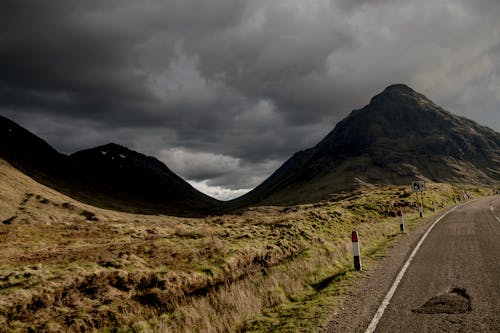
left=0, top=115, right=220, bottom=216
left=1, top=100, right=496, bottom=331
left=1, top=156, right=487, bottom=332
left=69, top=143, right=219, bottom=214
left=231, top=84, right=500, bottom=206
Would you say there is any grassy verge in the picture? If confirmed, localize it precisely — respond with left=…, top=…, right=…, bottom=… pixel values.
left=0, top=160, right=492, bottom=333
left=241, top=211, right=424, bottom=332
left=152, top=184, right=489, bottom=332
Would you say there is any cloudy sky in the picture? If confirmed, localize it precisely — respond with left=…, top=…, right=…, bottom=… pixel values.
left=1, top=1, right=499, bottom=200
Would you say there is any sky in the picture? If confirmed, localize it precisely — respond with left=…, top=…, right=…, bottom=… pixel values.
left=1, top=0, right=499, bottom=200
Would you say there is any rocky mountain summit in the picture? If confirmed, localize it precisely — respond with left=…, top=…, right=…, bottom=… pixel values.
left=231, top=84, right=500, bottom=206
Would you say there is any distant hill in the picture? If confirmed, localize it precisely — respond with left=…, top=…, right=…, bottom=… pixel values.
left=0, top=115, right=220, bottom=216
left=70, top=143, right=219, bottom=214
left=230, top=84, right=500, bottom=206
left=0, top=114, right=70, bottom=186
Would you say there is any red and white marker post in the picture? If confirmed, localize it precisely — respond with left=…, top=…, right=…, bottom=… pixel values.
left=397, top=209, right=405, bottom=232
left=352, top=231, right=362, bottom=271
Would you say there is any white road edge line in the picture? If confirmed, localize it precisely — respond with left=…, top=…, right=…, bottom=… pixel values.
left=491, top=205, right=500, bottom=222
left=364, top=204, right=460, bottom=333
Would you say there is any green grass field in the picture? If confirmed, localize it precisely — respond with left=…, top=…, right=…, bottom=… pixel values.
left=0, top=159, right=492, bottom=332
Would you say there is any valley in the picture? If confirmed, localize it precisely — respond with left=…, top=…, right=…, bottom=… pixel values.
left=1, top=84, right=499, bottom=332
left=0, top=158, right=491, bottom=332
left=2, top=2, right=500, bottom=331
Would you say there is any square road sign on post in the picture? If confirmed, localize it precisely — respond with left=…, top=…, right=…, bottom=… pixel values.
left=411, top=180, right=426, bottom=192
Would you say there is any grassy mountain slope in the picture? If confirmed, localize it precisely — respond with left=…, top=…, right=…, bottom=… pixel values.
left=231, top=84, right=500, bottom=207
left=1, top=157, right=491, bottom=332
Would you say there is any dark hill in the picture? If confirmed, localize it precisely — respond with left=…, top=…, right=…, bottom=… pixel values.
left=230, top=84, right=500, bottom=206
left=0, top=115, right=220, bottom=216
left=0, top=114, right=69, bottom=183
left=70, top=143, right=219, bottom=214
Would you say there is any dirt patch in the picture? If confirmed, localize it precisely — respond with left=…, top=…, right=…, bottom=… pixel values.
left=61, top=202, right=75, bottom=210
left=135, top=288, right=173, bottom=311
left=2, top=216, right=16, bottom=225
left=80, top=210, right=98, bottom=221
left=413, top=288, right=471, bottom=314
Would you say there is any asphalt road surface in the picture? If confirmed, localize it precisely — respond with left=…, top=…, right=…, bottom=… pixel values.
left=368, top=197, right=500, bottom=332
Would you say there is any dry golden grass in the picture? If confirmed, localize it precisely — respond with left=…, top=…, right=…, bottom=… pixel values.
left=0, top=158, right=492, bottom=332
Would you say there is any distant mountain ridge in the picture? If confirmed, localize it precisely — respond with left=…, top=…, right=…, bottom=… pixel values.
left=0, top=116, right=219, bottom=216
left=70, top=143, right=219, bottom=212
left=230, top=84, right=500, bottom=206
left=1, top=84, right=499, bottom=214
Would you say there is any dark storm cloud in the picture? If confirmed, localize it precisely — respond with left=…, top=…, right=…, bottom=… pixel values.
left=1, top=0, right=500, bottom=199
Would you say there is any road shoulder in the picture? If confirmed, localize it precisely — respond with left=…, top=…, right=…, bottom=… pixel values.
left=322, top=206, right=457, bottom=333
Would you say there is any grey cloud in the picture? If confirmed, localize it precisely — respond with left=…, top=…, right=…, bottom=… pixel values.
left=158, top=148, right=241, bottom=181
left=333, top=0, right=399, bottom=13
left=187, top=1, right=357, bottom=123
left=204, top=159, right=283, bottom=191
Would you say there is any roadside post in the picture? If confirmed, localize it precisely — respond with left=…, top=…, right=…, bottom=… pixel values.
left=352, top=231, right=362, bottom=271
left=432, top=200, right=435, bottom=212
left=397, top=209, right=405, bottom=232
left=411, top=180, right=426, bottom=219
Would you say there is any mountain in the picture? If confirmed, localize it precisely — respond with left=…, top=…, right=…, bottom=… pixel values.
left=0, top=115, right=220, bottom=216
left=0, top=114, right=70, bottom=184
left=3, top=84, right=499, bottom=213
left=69, top=143, right=219, bottom=214
left=231, top=84, right=500, bottom=206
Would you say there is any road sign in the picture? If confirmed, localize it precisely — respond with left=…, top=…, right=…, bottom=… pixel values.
left=411, top=180, right=426, bottom=192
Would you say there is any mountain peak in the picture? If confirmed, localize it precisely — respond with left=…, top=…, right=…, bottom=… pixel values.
left=99, top=142, right=127, bottom=151
left=73, top=143, right=135, bottom=158
left=233, top=85, right=500, bottom=207
left=374, top=83, right=422, bottom=101
left=367, top=83, right=432, bottom=112
left=383, top=83, right=415, bottom=93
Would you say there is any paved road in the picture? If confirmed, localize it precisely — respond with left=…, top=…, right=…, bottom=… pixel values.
left=371, top=197, right=500, bottom=332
